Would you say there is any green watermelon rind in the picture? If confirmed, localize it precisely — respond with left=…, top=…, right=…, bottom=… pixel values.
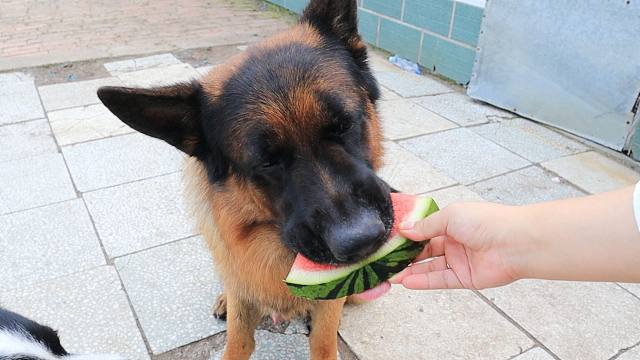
left=285, top=197, right=439, bottom=300
left=286, top=239, right=426, bottom=300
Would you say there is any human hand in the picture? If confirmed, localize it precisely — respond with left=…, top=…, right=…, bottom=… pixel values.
left=390, top=202, right=526, bottom=290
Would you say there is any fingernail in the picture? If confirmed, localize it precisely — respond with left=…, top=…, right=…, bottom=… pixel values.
left=400, top=221, right=415, bottom=230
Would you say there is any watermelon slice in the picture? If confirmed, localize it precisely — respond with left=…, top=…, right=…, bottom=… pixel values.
left=285, top=194, right=439, bottom=300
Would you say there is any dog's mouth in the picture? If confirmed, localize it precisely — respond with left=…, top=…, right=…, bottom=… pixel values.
left=284, top=197, right=394, bottom=266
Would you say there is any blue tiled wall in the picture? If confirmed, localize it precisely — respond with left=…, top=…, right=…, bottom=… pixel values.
left=363, top=0, right=403, bottom=19
left=451, top=2, right=484, bottom=46
left=421, top=34, right=476, bottom=84
left=266, top=0, right=485, bottom=85
left=403, top=0, right=454, bottom=37
left=358, top=9, right=379, bottom=44
left=378, top=18, right=422, bottom=62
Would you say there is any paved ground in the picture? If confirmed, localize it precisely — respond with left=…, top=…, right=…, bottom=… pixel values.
left=2, top=48, right=640, bottom=360
left=2, top=2, right=640, bottom=360
left=0, top=0, right=289, bottom=71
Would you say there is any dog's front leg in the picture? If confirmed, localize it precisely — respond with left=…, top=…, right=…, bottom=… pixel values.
left=309, top=298, right=346, bottom=360
left=222, top=293, right=262, bottom=360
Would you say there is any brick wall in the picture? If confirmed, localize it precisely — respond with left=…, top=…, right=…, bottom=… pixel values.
left=267, top=0, right=485, bottom=85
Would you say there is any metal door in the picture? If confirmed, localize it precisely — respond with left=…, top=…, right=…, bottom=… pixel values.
left=468, top=0, right=640, bottom=151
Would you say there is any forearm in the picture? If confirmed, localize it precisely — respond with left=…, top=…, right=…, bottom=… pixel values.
left=515, top=186, right=640, bottom=283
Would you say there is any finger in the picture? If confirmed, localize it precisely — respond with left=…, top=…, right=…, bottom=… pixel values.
left=409, top=256, right=448, bottom=274
left=388, top=267, right=410, bottom=284
left=400, top=209, right=449, bottom=241
left=413, top=236, right=446, bottom=262
left=441, top=237, right=474, bottom=289
left=401, top=269, right=464, bottom=290
left=390, top=240, right=446, bottom=284
left=390, top=258, right=445, bottom=284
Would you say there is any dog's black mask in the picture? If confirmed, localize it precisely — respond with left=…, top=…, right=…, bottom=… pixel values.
left=97, top=0, right=392, bottom=264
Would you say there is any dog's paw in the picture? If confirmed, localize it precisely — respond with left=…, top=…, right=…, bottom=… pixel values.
left=212, top=293, right=227, bottom=320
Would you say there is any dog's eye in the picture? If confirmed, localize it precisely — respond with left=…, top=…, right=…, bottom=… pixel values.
left=261, top=159, right=281, bottom=169
left=339, top=122, right=354, bottom=133
left=331, top=121, right=354, bottom=135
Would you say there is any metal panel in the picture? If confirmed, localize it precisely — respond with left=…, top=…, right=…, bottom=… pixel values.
left=468, top=0, right=640, bottom=151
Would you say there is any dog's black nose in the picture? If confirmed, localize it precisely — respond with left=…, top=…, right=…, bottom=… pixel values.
left=325, top=212, right=386, bottom=263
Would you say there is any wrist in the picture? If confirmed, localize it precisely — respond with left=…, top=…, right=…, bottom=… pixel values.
left=500, top=205, right=540, bottom=281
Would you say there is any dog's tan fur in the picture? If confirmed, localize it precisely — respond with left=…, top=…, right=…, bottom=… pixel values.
left=181, top=16, right=383, bottom=360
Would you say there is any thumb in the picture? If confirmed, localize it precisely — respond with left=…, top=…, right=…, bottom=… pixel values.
left=400, top=209, right=448, bottom=241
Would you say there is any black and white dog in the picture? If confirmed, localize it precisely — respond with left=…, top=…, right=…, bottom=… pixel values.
left=0, top=308, right=126, bottom=360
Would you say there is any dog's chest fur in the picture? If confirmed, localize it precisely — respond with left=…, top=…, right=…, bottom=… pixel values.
left=183, top=159, right=316, bottom=319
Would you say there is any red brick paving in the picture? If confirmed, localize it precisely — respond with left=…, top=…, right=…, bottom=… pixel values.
left=0, top=0, right=290, bottom=71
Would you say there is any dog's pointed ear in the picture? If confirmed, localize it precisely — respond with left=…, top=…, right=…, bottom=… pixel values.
left=302, top=0, right=379, bottom=101
left=97, top=83, right=204, bottom=156
left=302, top=0, right=361, bottom=50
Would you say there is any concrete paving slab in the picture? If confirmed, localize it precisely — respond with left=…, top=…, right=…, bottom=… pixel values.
left=0, top=72, right=35, bottom=83
left=85, top=172, right=195, bottom=257
left=115, top=236, right=223, bottom=354
left=368, top=54, right=404, bottom=74
left=618, top=345, right=640, bottom=360
left=484, top=280, right=640, bottom=360
left=38, top=77, right=123, bottom=111
left=0, top=118, right=58, bottom=163
left=62, top=133, right=184, bottom=192
left=48, top=103, right=134, bottom=146
left=379, top=99, right=457, bottom=140
left=0, top=199, right=105, bottom=290
left=0, top=72, right=44, bottom=124
left=541, top=152, right=640, bottom=194
left=379, top=86, right=401, bottom=101
left=470, top=166, right=584, bottom=205
left=211, top=331, right=311, bottom=360
left=1, top=266, right=149, bottom=360
left=153, top=335, right=225, bottom=360
left=400, top=128, right=530, bottom=185
left=379, top=141, right=456, bottom=194
left=0, top=153, right=76, bottom=214
left=415, top=92, right=513, bottom=126
left=425, top=185, right=485, bottom=208
left=117, top=63, right=199, bottom=88
left=472, top=118, right=588, bottom=163
left=512, top=347, right=555, bottom=360
left=195, top=65, right=216, bottom=77
left=340, top=287, right=533, bottom=360
left=620, top=283, right=640, bottom=299
left=104, top=53, right=183, bottom=76
left=282, top=320, right=311, bottom=336
left=375, top=71, right=454, bottom=98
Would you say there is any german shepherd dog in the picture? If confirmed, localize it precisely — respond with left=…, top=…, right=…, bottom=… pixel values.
left=98, top=0, right=392, bottom=358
